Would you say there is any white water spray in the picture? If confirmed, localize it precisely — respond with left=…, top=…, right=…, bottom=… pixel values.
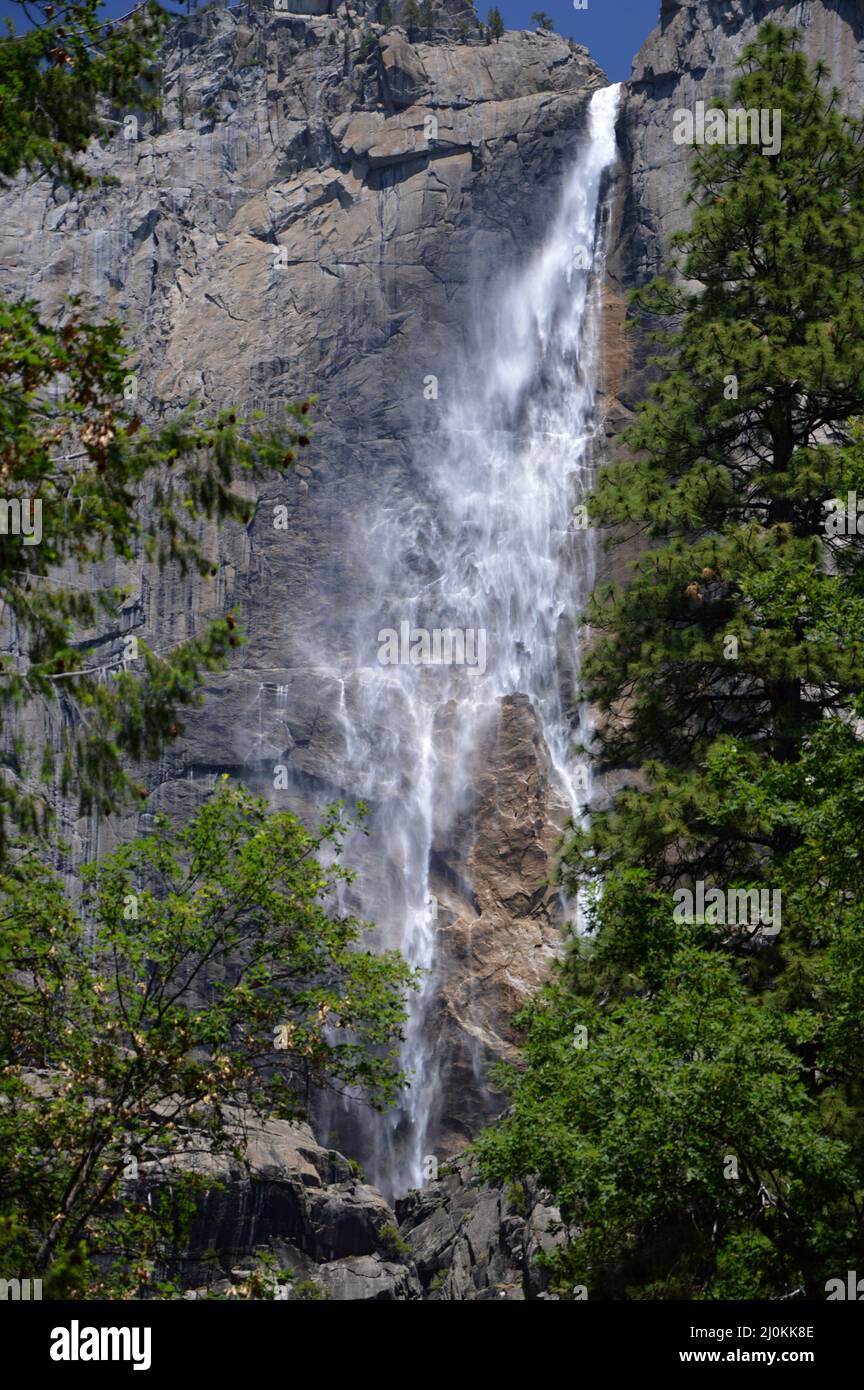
left=317, top=84, right=620, bottom=1196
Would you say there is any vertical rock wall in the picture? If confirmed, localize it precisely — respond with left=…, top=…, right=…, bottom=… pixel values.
left=0, top=5, right=606, bottom=1162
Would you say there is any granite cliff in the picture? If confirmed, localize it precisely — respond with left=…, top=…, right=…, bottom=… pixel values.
left=0, top=0, right=607, bottom=1172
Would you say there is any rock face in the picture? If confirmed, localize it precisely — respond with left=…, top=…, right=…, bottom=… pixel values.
left=166, top=1114, right=422, bottom=1299
left=425, top=694, right=570, bottom=1153
left=396, top=1154, right=564, bottom=1300
left=168, top=1113, right=561, bottom=1301
left=0, top=4, right=605, bottom=1169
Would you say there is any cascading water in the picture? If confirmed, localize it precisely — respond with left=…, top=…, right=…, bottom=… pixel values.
left=316, top=83, right=621, bottom=1198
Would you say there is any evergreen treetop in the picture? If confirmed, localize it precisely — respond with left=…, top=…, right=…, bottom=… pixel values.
left=486, top=6, right=503, bottom=42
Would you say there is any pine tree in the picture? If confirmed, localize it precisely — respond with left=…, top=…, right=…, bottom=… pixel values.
left=486, top=6, right=503, bottom=43
left=403, top=0, right=421, bottom=41
left=576, top=21, right=864, bottom=885
left=476, top=25, right=864, bottom=1300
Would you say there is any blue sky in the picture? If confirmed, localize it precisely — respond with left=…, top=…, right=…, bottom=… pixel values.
left=498, top=1, right=659, bottom=79
left=0, top=0, right=661, bottom=81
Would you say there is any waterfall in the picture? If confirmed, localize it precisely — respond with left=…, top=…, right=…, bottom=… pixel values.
left=318, top=83, right=621, bottom=1198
